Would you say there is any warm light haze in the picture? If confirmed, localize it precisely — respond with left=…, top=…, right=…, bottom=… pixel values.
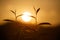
left=21, top=12, right=32, bottom=22
left=0, top=0, right=60, bottom=26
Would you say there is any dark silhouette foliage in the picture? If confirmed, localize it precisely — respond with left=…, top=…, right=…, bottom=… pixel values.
left=38, top=22, right=51, bottom=25
left=0, top=19, right=60, bottom=40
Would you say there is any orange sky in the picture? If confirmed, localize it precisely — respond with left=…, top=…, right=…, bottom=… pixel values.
left=0, top=0, right=60, bottom=26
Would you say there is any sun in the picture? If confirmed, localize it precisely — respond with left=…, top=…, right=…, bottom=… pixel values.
left=21, top=12, right=32, bottom=22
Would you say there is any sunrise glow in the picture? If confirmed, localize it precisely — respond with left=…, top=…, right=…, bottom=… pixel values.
left=21, top=12, right=32, bottom=22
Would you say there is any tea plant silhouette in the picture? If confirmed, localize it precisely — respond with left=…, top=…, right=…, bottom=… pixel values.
left=10, top=10, right=23, bottom=21
left=10, top=7, right=40, bottom=24
left=33, top=6, right=40, bottom=24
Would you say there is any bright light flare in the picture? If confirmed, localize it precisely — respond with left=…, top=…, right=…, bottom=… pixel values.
left=21, top=12, right=32, bottom=22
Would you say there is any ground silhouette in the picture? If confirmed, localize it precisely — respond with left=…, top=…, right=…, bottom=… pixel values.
left=0, top=19, right=60, bottom=40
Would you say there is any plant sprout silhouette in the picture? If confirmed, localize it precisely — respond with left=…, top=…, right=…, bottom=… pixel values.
left=10, top=10, right=23, bottom=21
left=30, top=7, right=40, bottom=25
left=10, top=10, right=36, bottom=21
left=33, top=6, right=40, bottom=25
left=10, top=7, right=40, bottom=24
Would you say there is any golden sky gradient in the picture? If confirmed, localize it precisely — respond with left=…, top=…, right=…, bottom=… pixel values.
left=0, top=0, right=60, bottom=26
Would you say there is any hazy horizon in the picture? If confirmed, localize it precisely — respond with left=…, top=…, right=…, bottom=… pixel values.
left=0, top=0, right=60, bottom=26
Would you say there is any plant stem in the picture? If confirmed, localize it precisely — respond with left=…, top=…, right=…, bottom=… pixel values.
left=36, top=13, right=37, bottom=25
left=15, top=13, right=17, bottom=21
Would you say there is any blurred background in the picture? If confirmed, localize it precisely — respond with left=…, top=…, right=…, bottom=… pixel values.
left=0, top=0, right=60, bottom=40
left=0, top=0, right=60, bottom=26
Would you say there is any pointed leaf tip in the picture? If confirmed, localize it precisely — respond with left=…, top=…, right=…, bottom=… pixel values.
left=36, top=8, right=40, bottom=14
left=16, top=14, right=23, bottom=18
left=33, top=6, right=36, bottom=11
left=30, top=16, right=36, bottom=19
left=10, top=10, right=16, bottom=15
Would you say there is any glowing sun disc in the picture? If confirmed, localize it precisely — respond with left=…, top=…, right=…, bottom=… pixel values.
left=21, top=12, right=32, bottom=22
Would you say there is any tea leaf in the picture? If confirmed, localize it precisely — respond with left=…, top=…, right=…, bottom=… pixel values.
left=10, top=10, right=16, bottom=15
left=16, top=14, right=23, bottom=18
left=33, top=6, right=36, bottom=12
left=3, top=19, right=14, bottom=22
left=36, top=8, right=40, bottom=14
left=30, top=16, right=36, bottom=19
left=38, top=22, right=51, bottom=25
